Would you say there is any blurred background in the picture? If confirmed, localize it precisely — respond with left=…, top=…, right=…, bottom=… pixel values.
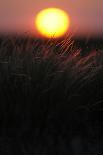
left=0, top=0, right=103, bottom=37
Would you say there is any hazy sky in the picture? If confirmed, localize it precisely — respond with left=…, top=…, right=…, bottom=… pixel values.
left=0, top=0, right=103, bottom=36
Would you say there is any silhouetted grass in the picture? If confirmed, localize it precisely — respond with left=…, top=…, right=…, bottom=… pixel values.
left=0, top=35, right=103, bottom=154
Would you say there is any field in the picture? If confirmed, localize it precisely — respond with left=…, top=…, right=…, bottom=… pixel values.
left=0, top=35, right=103, bottom=154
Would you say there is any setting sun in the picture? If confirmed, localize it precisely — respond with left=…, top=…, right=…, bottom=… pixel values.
left=35, top=8, right=70, bottom=38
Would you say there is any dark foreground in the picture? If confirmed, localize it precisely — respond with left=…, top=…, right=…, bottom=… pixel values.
left=0, top=36, right=103, bottom=154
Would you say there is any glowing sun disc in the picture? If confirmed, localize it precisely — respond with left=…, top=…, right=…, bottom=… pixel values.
left=35, top=8, right=70, bottom=38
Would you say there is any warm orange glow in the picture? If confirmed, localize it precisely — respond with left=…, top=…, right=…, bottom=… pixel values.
left=35, top=8, right=70, bottom=38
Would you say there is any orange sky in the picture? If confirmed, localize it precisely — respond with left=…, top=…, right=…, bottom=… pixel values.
left=0, top=0, right=103, bottom=37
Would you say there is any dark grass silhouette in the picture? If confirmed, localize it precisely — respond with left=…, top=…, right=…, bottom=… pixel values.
left=0, top=35, right=103, bottom=154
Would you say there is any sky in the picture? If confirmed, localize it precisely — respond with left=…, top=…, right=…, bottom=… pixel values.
left=0, top=0, right=103, bottom=37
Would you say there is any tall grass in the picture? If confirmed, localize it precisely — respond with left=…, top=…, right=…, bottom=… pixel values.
left=0, top=35, right=103, bottom=154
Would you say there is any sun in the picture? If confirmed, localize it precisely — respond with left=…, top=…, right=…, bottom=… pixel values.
left=35, top=8, right=70, bottom=38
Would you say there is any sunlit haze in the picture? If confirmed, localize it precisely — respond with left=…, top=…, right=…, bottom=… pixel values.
left=0, top=0, right=103, bottom=37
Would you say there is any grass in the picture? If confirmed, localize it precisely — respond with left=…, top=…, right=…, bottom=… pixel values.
left=0, top=35, right=103, bottom=154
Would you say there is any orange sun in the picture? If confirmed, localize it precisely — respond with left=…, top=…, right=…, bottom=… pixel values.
left=35, top=8, right=70, bottom=38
